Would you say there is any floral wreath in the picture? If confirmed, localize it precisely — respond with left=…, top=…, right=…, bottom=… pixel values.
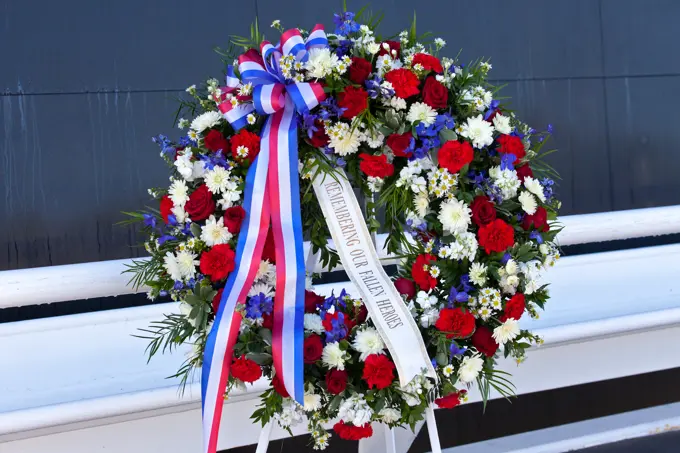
left=126, top=8, right=561, bottom=451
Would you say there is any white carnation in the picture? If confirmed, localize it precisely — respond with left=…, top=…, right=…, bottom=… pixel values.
left=493, top=319, right=521, bottom=344
left=406, top=102, right=437, bottom=126
left=190, top=111, right=222, bottom=132
left=201, top=215, right=232, bottom=246
left=458, top=354, right=485, bottom=383
left=322, top=342, right=348, bottom=370
left=304, top=314, right=324, bottom=334
left=492, top=114, right=512, bottom=135
left=460, top=115, right=495, bottom=148
left=352, top=327, right=385, bottom=361
left=438, top=198, right=472, bottom=235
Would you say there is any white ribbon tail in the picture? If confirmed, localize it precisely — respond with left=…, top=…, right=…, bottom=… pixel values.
left=255, top=420, right=273, bottom=453
left=425, top=403, right=442, bottom=453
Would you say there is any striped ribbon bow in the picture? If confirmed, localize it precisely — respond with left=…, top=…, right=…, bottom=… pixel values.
left=201, top=25, right=328, bottom=453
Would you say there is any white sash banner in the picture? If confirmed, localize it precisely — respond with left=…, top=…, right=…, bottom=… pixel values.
left=312, top=170, right=437, bottom=387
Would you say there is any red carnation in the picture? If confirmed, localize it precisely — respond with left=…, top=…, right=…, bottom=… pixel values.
left=338, top=86, right=369, bottom=119
left=478, top=219, right=515, bottom=254
left=377, top=40, right=401, bottom=58
left=386, top=132, right=413, bottom=158
left=231, top=356, right=262, bottom=383
left=522, top=206, right=550, bottom=232
left=412, top=254, right=438, bottom=291
left=349, top=57, right=373, bottom=85
left=421, top=76, right=448, bottom=109
left=434, top=307, right=476, bottom=339
left=308, top=120, right=329, bottom=148
left=362, top=354, right=396, bottom=390
left=262, top=312, right=273, bottom=329
left=384, top=68, right=420, bottom=99
left=212, top=288, right=224, bottom=314
left=470, top=196, right=497, bottom=227
left=224, top=205, right=246, bottom=233
left=359, top=153, right=394, bottom=179
left=412, top=53, right=443, bottom=73
left=230, top=129, right=261, bottom=162
left=472, top=325, right=499, bottom=357
left=435, top=390, right=467, bottom=409
left=500, top=293, right=526, bottom=322
left=497, top=134, right=526, bottom=160
left=262, top=228, right=276, bottom=264
left=272, top=374, right=289, bottom=397
left=333, top=421, right=374, bottom=441
left=325, top=369, right=348, bottom=394
left=185, top=184, right=216, bottom=221
left=203, top=129, right=230, bottom=153
left=200, top=243, right=236, bottom=282
left=438, top=140, right=473, bottom=174
left=305, top=290, right=325, bottom=313
left=516, top=164, right=534, bottom=182
left=394, top=277, right=417, bottom=300
left=160, top=195, right=173, bottom=223
left=303, top=334, right=323, bottom=364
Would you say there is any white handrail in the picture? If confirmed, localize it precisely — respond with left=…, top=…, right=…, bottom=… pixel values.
left=1, top=206, right=679, bottom=310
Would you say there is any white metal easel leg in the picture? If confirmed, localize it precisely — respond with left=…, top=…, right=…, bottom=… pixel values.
left=425, top=404, right=442, bottom=453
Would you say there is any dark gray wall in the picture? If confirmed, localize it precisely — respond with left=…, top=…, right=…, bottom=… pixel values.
left=2, top=0, right=679, bottom=270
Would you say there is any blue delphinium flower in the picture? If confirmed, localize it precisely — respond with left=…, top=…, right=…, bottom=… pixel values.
left=484, top=100, right=500, bottom=120
left=157, top=234, right=177, bottom=245
left=319, top=97, right=346, bottom=120
left=333, top=11, right=360, bottom=35
left=529, top=230, right=544, bottom=244
left=450, top=342, right=468, bottom=357
left=244, top=293, right=274, bottom=319
left=143, top=213, right=157, bottom=229
left=541, top=178, right=555, bottom=201
left=152, top=134, right=176, bottom=157
left=500, top=153, right=517, bottom=171
left=336, top=38, right=354, bottom=57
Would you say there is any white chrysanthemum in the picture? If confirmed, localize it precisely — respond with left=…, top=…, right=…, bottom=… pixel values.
left=518, top=191, right=537, bottom=215
left=493, top=114, right=512, bottom=135
left=338, top=394, right=373, bottom=426
left=458, top=354, right=485, bottom=383
left=304, top=393, right=322, bottom=412
left=413, top=194, right=430, bottom=218
left=190, top=111, right=221, bottom=132
left=434, top=37, right=446, bottom=48
left=460, top=115, right=495, bottom=148
left=379, top=407, right=402, bottom=424
left=171, top=205, right=188, bottom=223
left=352, top=327, right=385, bottom=361
left=176, top=250, right=199, bottom=280
left=490, top=166, right=521, bottom=200
left=493, top=319, right=521, bottom=344
left=406, top=102, right=437, bottom=126
left=304, top=314, right=324, bottom=334
left=204, top=166, right=231, bottom=195
left=200, top=215, right=232, bottom=246
left=322, top=342, right=348, bottom=370
left=506, top=259, right=519, bottom=275
left=386, top=96, right=407, bottom=110
left=163, top=252, right=183, bottom=281
left=364, top=131, right=385, bottom=148
left=438, top=198, right=472, bottom=235
left=305, top=48, right=339, bottom=79
left=248, top=282, right=274, bottom=298
left=328, top=127, right=362, bottom=156
left=524, top=176, right=546, bottom=202
left=256, top=259, right=276, bottom=285
left=169, top=179, right=190, bottom=207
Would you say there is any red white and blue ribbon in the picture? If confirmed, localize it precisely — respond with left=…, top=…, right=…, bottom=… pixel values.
left=201, top=25, right=327, bottom=453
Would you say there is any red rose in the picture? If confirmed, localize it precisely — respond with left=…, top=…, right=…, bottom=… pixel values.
left=305, top=290, right=325, bottom=313
left=230, top=129, right=261, bottom=162
left=212, top=288, right=224, bottom=314
left=470, top=196, right=497, bottom=227
left=362, top=354, right=395, bottom=390
left=349, top=57, right=373, bottom=84
left=435, top=390, right=467, bottom=409
left=200, top=244, right=236, bottom=282
left=185, top=184, right=216, bottom=221
left=308, top=121, right=329, bottom=148
left=412, top=254, right=438, bottom=291
left=522, top=206, right=550, bottom=232
left=394, top=277, right=417, bottom=300
left=497, top=134, right=526, bottom=160
left=386, top=132, right=413, bottom=158
left=472, top=325, right=499, bottom=357
left=377, top=40, right=401, bottom=58
left=478, top=219, right=515, bottom=254
left=224, top=205, right=246, bottom=233
left=412, top=53, right=443, bottom=73
left=160, top=195, right=173, bottom=223
left=515, top=164, right=534, bottom=182
left=356, top=304, right=368, bottom=324
left=384, top=68, right=420, bottom=99
left=438, top=140, right=473, bottom=174
left=359, top=153, right=394, bottom=178
left=262, top=228, right=276, bottom=264
left=333, top=421, right=374, bottom=441
left=204, top=129, right=230, bottom=152
left=303, top=334, right=323, bottom=364
left=500, top=293, right=526, bottom=322
left=434, top=307, right=476, bottom=339
left=272, top=374, right=289, bottom=397
left=421, top=76, right=448, bottom=109
left=325, top=369, right=348, bottom=394
left=338, top=86, right=369, bottom=119
left=231, top=356, right=262, bottom=383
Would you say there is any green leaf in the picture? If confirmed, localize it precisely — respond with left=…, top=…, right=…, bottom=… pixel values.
left=439, top=128, right=458, bottom=143
left=246, top=352, right=273, bottom=366
left=190, top=223, right=202, bottom=238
